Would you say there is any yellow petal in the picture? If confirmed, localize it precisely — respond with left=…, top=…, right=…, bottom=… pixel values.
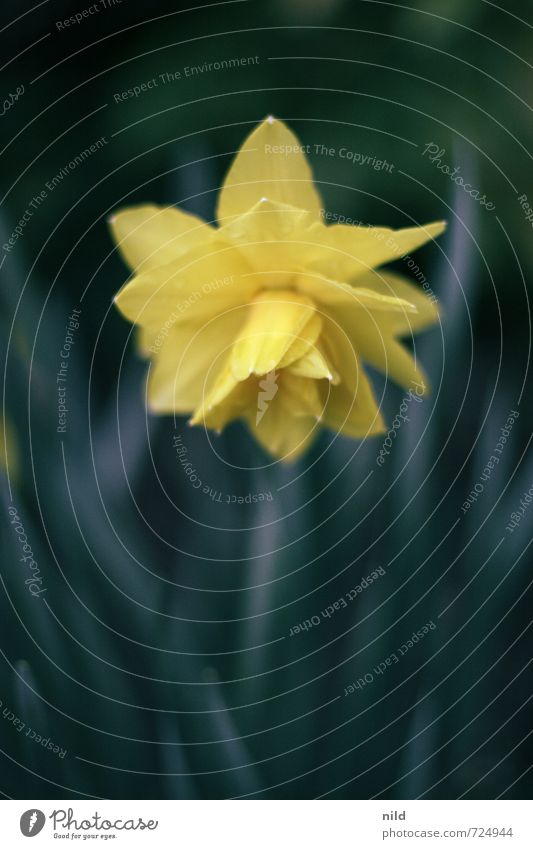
left=109, top=204, right=216, bottom=273
left=190, top=340, right=283, bottom=431
left=320, top=317, right=386, bottom=436
left=191, top=368, right=323, bottom=459
left=220, top=198, right=314, bottom=275
left=148, top=311, right=245, bottom=414
left=216, top=117, right=323, bottom=224
left=191, top=368, right=254, bottom=431
left=278, top=312, right=323, bottom=368
left=327, top=308, right=429, bottom=392
left=349, top=270, right=439, bottom=335
left=288, top=341, right=339, bottom=383
left=361, top=333, right=429, bottom=391
left=114, top=244, right=256, bottom=330
left=322, top=379, right=386, bottom=438
left=295, top=271, right=418, bottom=312
left=249, top=390, right=318, bottom=461
left=230, top=290, right=318, bottom=380
left=307, top=220, right=446, bottom=281
left=137, top=327, right=155, bottom=357
left=279, top=372, right=324, bottom=419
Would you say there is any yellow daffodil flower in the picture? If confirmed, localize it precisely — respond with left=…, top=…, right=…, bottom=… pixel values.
left=110, top=117, right=445, bottom=461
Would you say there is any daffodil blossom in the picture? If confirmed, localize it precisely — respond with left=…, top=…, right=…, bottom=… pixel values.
left=110, top=117, right=445, bottom=461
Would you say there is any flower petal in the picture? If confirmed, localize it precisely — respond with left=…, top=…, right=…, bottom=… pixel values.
left=327, top=307, right=430, bottom=392
left=114, top=244, right=256, bottom=330
left=279, top=373, right=324, bottom=419
left=347, top=270, right=439, bottom=335
left=191, top=368, right=323, bottom=460
left=295, top=271, right=418, bottom=312
left=190, top=365, right=254, bottom=431
left=216, top=117, right=323, bottom=224
left=322, top=379, right=386, bottom=438
left=148, top=311, right=245, bottom=414
left=360, top=332, right=429, bottom=391
left=230, top=290, right=318, bottom=380
left=278, top=312, right=323, bottom=368
left=109, top=204, right=216, bottom=273
left=288, top=341, right=339, bottom=383
left=320, top=317, right=385, bottom=436
left=307, top=220, right=446, bottom=281
left=136, top=326, right=155, bottom=357
left=219, top=198, right=314, bottom=275
left=249, top=391, right=318, bottom=461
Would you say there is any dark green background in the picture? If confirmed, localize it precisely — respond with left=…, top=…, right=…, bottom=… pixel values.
left=1, top=0, right=531, bottom=799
